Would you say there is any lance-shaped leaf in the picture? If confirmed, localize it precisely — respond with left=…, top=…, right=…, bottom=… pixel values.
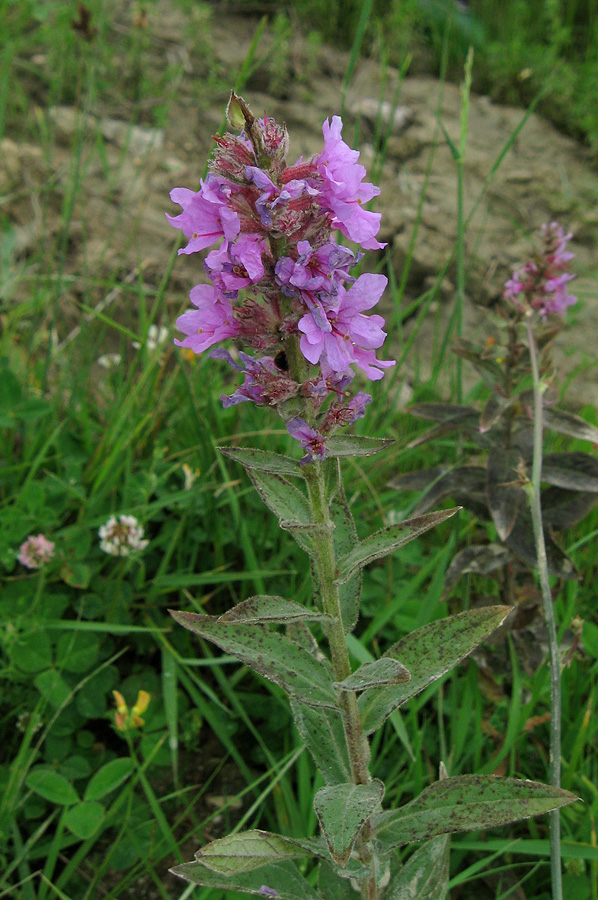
left=373, top=775, right=577, bottom=851
left=386, top=836, right=450, bottom=900
left=487, top=447, right=525, bottom=541
left=335, top=509, right=460, bottom=586
left=220, top=446, right=305, bottom=479
left=325, top=435, right=394, bottom=458
left=480, top=394, right=512, bottom=433
left=335, top=659, right=410, bottom=692
left=170, top=858, right=319, bottom=900
left=407, top=468, right=486, bottom=518
left=390, top=466, right=446, bottom=492
left=170, top=611, right=338, bottom=708
left=219, top=595, right=331, bottom=625
left=314, top=780, right=385, bottom=865
left=543, top=407, right=598, bottom=444
left=542, top=452, right=598, bottom=493
left=248, top=470, right=312, bottom=529
left=444, top=544, right=511, bottom=595
left=505, top=508, right=579, bottom=578
left=359, top=606, right=510, bottom=734
left=290, top=698, right=353, bottom=786
left=330, top=480, right=362, bottom=632
left=408, top=403, right=478, bottom=424
left=542, top=485, right=598, bottom=530
left=194, top=830, right=314, bottom=875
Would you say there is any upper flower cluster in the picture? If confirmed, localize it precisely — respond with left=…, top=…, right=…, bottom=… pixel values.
left=167, top=93, right=394, bottom=459
left=504, top=222, right=577, bottom=319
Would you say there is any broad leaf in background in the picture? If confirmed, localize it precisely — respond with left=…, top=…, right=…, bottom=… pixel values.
left=486, top=447, right=525, bottom=541
left=170, top=611, right=338, bottom=708
left=542, top=452, right=598, bottom=492
left=505, top=508, right=579, bottom=578
left=543, top=407, right=598, bottom=444
left=373, top=776, right=577, bottom=850
left=290, top=699, right=353, bottom=785
left=170, top=859, right=320, bottom=900
left=194, top=830, right=314, bottom=875
left=386, top=836, right=450, bottom=900
left=220, top=446, right=305, bottom=479
left=335, top=509, right=460, bottom=586
left=359, top=606, right=510, bottom=734
left=314, top=780, right=385, bottom=865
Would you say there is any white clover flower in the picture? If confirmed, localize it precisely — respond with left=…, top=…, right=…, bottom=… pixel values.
left=97, top=353, right=122, bottom=369
left=132, top=325, right=169, bottom=352
left=99, top=514, right=149, bottom=557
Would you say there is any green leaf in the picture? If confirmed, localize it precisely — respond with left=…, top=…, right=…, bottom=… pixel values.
left=373, top=776, right=577, bottom=850
left=26, top=767, right=79, bottom=806
left=386, top=836, right=450, bottom=900
left=34, top=669, right=71, bottom=707
left=170, top=859, right=320, bottom=900
left=56, top=631, right=100, bottom=673
left=248, top=470, right=322, bottom=554
left=248, top=471, right=312, bottom=526
left=10, top=630, right=53, bottom=673
left=314, top=780, right=384, bottom=865
left=335, top=659, right=410, bottom=692
left=318, top=860, right=357, bottom=899
left=84, top=758, right=135, bottom=801
left=325, top=435, right=394, bottom=458
left=335, top=509, right=460, bottom=586
left=290, top=699, right=352, bottom=786
left=195, top=830, right=314, bottom=875
left=65, top=800, right=105, bottom=839
left=219, top=595, right=331, bottom=625
left=359, top=606, right=510, bottom=734
left=220, top=446, right=305, bottom=479
left=330, top=476, right=361, bottom=632
left=60, top=561, right=92, bottom=589
left=171, top=611, right=338, bottom=709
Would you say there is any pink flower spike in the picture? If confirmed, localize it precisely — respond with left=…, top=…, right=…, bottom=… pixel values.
left=174, top=284, right=238, bottom=354
left=17, top=534, right=55, bottom=569
left=166, top=176, right=240, bottom=255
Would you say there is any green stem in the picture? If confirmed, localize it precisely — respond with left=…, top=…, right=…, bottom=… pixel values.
left=286, top=337, right=376, bottom=900
left=526, top=314, right=562, bottom=900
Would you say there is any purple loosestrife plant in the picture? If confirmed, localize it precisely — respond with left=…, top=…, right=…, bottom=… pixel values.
left=167, top=95, right=575, bottom=900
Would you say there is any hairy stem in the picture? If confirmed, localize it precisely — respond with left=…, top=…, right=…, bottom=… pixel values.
left=286, top=336, right=376, bottom=899
left=526, top=315, right=562, bottom=900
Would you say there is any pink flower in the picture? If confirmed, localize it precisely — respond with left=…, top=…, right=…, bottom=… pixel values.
left=17, top=535, right=55, bottom=569
left=167, top=176, right=240, bottom=255
left=286, top=417, right=327, bottom=464
left=298, top=273, right=395, bottom=379
left=315, top=117, right=385, bottom=250
left=205, top=235, right=266, bottom=292
left=174, top=284, right=239, bottom=353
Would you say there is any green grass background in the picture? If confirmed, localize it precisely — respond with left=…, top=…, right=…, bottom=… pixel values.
left=1, top=1, right=598, bottom=898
